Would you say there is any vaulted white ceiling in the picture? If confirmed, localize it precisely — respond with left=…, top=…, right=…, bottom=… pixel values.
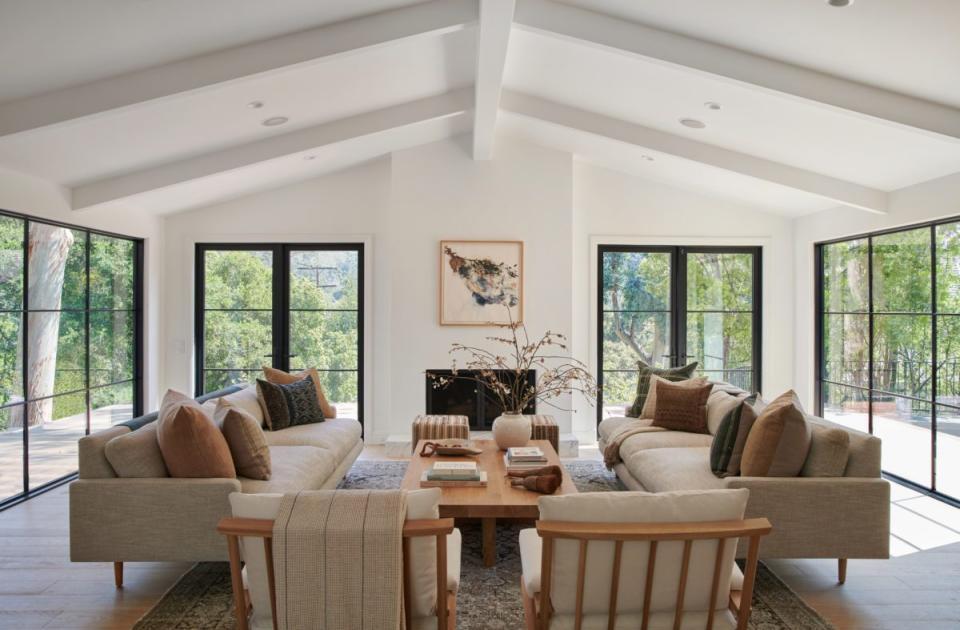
left=0, top=0, right=957, bottom=216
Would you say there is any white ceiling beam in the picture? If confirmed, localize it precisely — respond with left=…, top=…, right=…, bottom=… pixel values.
left=501, top=90, right=888, bottom=213
left=72, top=89, right=472, bottom=210
left=472, top=0, right=516, bottom=160
left=0, top=0, right=477, bottom=138
left=515, top=0, right=960, bottom=143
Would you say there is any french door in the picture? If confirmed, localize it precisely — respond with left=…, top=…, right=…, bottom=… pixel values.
left=195, top=243, right=363, bottom=425
left=598, top=245, right=761, bottom=422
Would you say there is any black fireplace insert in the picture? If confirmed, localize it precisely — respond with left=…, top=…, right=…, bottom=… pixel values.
left=425, top=369, right=536, bottom=430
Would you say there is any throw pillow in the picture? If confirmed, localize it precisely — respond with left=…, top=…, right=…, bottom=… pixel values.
left=104, top=422, right=169, bottom=478
left=801, top=426, right=850, bottom=477
left=705, top=389, right=747, bottom=435
left=627, top=360, right=699, bottom=418
left=256, top=375, right=325, bottom=431
left=709, top=394, right=756, bottom=477
left=156, top=390, right=235, bottom=478
left=725, top=395, right=766, bottom=476
left=640, top=374, right=709, bottom=419
left=740, top=390, right=811, bottom=477
left=216, top=399, right=271, bottom=480
left=650, top=379, right=714, bottom=433
left=262, top=366, right=337, bottom=419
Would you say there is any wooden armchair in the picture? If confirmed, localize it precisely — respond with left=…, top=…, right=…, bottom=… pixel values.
left=521, top=517, right=772, bottom=630
left=217, top=516, right=457, bottom=630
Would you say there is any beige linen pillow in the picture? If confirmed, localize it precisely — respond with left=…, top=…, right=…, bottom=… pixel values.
left=215, top=399, right=271, bottom=480
left=740, top=390, right=811, bottom=477
left=104, top=423, right=168, bottom=478
left=262, top=366, right=336, bottom=419
left=156, top=390, right=235, bottom=479
left=641, top=374, right=708, bottom=419
left=706, top=389, right=747, bottom=435
left=650, top=380, right=714, bottom=434
left=801, top=426, right=850, bottom=477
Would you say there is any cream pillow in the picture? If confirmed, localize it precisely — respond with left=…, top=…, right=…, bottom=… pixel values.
left=215, top=399, right=271, bottom=480
left=706, top=389, right=748, bottom=435
left=640, top=374, right=708, bottom=419
left=104, top=423, right=168, bottom=478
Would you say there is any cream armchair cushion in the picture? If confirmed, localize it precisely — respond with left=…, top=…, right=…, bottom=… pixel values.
left=230, top=490, right=460, bottom=630
left=520, top=489, right=748, bottom=624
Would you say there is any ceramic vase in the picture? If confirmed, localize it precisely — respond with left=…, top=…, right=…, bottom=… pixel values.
left=492, top=413, right=532, bottom=450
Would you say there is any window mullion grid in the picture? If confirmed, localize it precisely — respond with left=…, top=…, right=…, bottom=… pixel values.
left=867, top=236, right=874, bottom=434
left=931, top=226, right=938, bottom=491
left=84, top=232, right=91, bottom=436
left=20, top=219, right=29, bottom=495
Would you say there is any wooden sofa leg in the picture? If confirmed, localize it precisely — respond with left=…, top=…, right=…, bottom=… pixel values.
left=838, top=558, right=847, bottom=585
left=114, top=562, right=123, bottom=588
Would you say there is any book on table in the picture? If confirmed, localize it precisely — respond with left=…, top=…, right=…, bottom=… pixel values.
left=507, top=446, right=545, bottom=461
left=427, top=461, right=480, bottom=481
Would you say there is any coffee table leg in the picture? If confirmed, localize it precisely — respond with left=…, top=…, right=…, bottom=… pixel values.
left=482, top=517, right=496, bottom=567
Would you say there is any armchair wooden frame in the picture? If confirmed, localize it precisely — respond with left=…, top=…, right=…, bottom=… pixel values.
left=217, top=516, right=457, bottom=630
left=521, top=517, right=772, bottom=630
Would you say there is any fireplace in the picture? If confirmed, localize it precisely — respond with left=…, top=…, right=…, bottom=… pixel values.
left=425, top=369, right=536, bottom=430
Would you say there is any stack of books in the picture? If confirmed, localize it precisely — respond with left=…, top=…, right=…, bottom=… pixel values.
left=421, top=461, right=487, bottom=487
left=504, top=446, right=548, bottom=472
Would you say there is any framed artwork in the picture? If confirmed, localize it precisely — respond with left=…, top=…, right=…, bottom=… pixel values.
left=439, top=240, right=524, bottom=326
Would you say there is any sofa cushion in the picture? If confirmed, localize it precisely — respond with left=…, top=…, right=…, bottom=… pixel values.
left=238, top=445, right=336, bottom=494
left=801, top=426, right=850, bottom=477
left=261, top=418, right=362, bottom=462
left=627, top=360, right=699, bottom=418
left=618, top=430, right=713, bottom=462
left=216, top=399, right=271, bottom=481
left=104, top=423, right=168, bottom=478
left=597, top=416, right=649, bottom=444
left=230, top=490, right=460, bottom=630
left=741, top=390, right=811, bottom=477
left=651, top=380, right=714, bottom=433
left=640, top=375, right=708, bottom=419
left=263, top=365, right=337, bottom=419
left=530, top=489, right=748, bottom=616
left=156, top=390, right=235, bottom=479
left=256, top=376, right=325, bottom=430
left=624, top=447, right=725, bottom=493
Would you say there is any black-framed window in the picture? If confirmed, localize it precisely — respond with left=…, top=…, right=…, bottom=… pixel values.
left=0, top=209, right=143, bottom=508
left=195, top=243, right=364, bottom=427
left=816, top=218, right=960, bottom=503
left=598, top=245, right=762, bottom=422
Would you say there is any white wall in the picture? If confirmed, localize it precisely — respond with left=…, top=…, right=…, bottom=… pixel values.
left=793, top=172, right=960, bottom=409
left=570, top=162, right=796, bottom=441
left=0, top=167, right=164, bottom=408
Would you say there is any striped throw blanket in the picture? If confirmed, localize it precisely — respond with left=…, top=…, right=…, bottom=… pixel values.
left=273, top=489, right=407, bottom=630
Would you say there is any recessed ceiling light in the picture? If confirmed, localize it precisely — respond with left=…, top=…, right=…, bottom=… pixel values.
left=826, top=0, right=853, bottom=6
left=704, top=101, right=721, bottom=111
left=680, top=118, right=706, bottom=129
left=641, top=155, right=654, bottom=162
left=304, top=155, right=316, bottom=161
left=248, top=100, right=264, bottom=109
left=262, top=116, right=289, bottom=127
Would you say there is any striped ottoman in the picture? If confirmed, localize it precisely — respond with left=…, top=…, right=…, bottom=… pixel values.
left=529, top=415, right=559, bottom=454
left=411, top=415, right=470, bottom=452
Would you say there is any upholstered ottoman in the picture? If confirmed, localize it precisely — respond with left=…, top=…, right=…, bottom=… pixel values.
left=411, top=414, right=470, bottom=452
left=529, top=415, right=559, bottom=453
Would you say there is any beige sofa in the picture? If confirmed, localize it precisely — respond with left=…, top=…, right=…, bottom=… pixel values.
left=70, top=384, right=363, bottom=573
left=598, top=396, right=890, bottom=579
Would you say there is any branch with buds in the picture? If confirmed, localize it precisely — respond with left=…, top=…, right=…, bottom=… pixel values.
left=426, top=308, right=599, bottom=414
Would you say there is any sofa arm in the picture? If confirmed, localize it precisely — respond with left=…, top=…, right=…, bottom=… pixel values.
left=724, top=476, right=890, bottom=560
left=70, top=477, right=241, bottom=562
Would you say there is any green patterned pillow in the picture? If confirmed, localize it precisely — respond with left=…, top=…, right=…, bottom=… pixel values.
left=710, top=394, right=757, bottom=476
left=256, top=375, right=325, bottom=431
left=626, top=360, right=698, bottom=418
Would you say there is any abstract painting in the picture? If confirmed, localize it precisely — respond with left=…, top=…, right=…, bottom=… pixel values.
left=440, top=240, right=523, bottom=326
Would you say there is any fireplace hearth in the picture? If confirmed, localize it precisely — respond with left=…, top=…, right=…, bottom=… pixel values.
left=425, top=369, right=536, bottom=430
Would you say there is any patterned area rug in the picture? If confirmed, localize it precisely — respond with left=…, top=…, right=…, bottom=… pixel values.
left=134, top=460, right=836, bottom=630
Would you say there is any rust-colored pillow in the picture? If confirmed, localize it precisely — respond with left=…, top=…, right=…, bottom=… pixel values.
left=216, top=399, right=271, bottom=480
left=740, top=390, right=811, bottom=477
left=156, top=390, right=235, bottom=479
left=650, top=380, right=714, bottom=434
left=262, top=366, right=336, bottom=418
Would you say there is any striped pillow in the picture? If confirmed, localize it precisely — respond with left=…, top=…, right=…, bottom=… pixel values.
left=626, top=360, right=699, bottom=418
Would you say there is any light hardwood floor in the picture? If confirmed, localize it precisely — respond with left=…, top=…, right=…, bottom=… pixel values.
left=0, top=445, right=957, bottom=629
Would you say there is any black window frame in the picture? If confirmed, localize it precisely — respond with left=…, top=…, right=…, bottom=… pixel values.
left=597, top=244, right=762, bottom=425
left=815, top=215, right=960, bottom=506
left=0, top=208, right=144, bottom=511
left=195, top=242, right=364, bottom=430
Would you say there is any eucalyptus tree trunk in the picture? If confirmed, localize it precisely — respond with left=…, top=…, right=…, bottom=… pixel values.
left=10, top=224, right=74, bottom=427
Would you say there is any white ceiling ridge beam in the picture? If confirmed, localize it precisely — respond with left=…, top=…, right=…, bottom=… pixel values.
left=514, top=0, right=960, bottom=143
left=501, top=90, right=887, bottom=214
left=0, top=0, right=477, bottom=138
left=71, top=88, right=472, bottom=210
left=472, top=0, right=516, bottom=160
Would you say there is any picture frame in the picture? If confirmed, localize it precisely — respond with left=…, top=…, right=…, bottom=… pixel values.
left=439, top=240, right=524, bottom=326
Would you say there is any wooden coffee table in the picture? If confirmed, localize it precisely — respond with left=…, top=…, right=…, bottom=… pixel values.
left=402, top=439, right=578, bottom=566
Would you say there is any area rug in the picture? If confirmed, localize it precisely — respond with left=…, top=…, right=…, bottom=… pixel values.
left=134, top=460, right=836, bottom=629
